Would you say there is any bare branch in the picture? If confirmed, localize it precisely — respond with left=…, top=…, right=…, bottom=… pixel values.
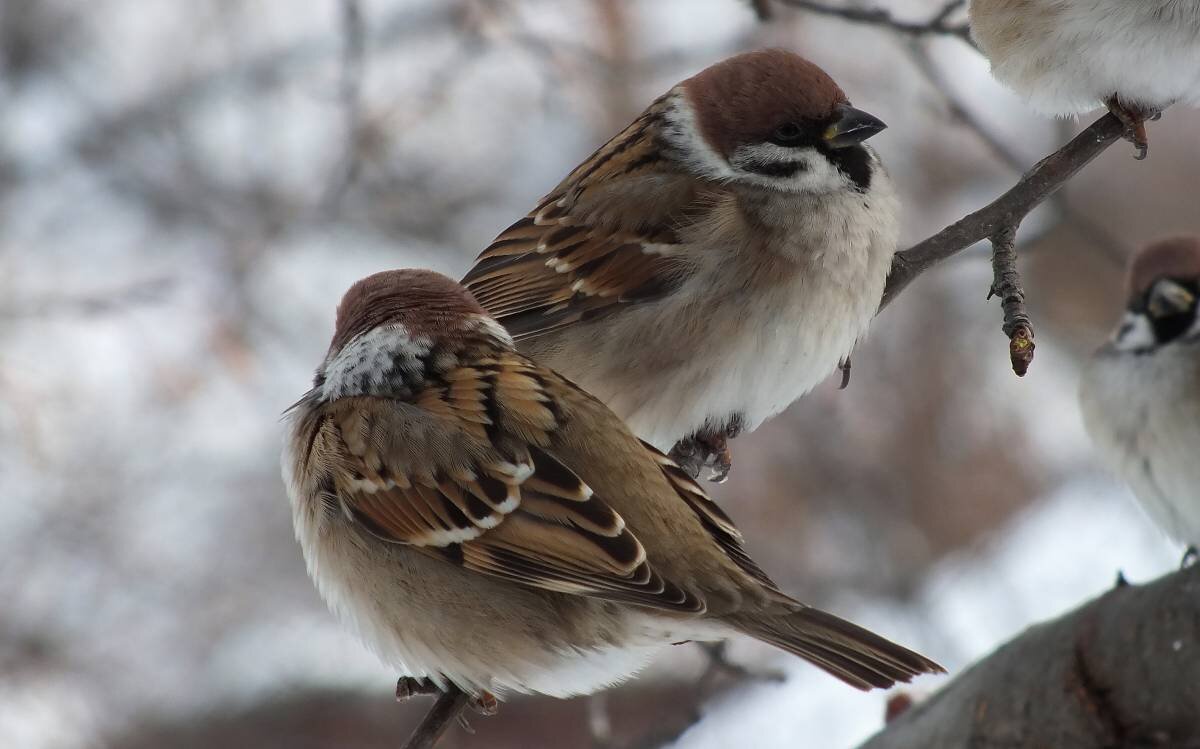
left=747, top=0, right=774, bottom=20
left=858, top=564, right=1200, bottom=748
left=988, top=226, right=1035, bottom=376
left=322, top=0, right=367, bottom=208
left=882, top=112, right=1127, bottom=308
left=402, top=686, right=470, bottom=749
left=771, top=0, right=973, bottom=46
left=901, top=41, right=1129, bottom=266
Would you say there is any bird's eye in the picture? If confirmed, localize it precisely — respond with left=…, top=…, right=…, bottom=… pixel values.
left=772, top=123, right=804, bottom=144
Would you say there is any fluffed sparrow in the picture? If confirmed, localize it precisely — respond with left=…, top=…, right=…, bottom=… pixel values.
left=1079, top=236, right=1200, bottom=553
left=282, top=269, right=942, bottom=701
left=969, top=0, right=1200, bottom=157
left=461, top=48, right=897, bottom=481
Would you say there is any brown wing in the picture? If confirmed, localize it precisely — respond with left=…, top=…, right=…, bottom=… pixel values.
left=640, top=439, right=783, bottom=593
left=461, top=107, right=709, bottom=340
left=317, top=353, right=704, bottom=613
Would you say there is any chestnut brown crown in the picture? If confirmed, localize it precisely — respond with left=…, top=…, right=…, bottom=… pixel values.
left=681, top=49, right=851, bottom=158
left=330, top=269, right=489, bottom=354
left=1126, top=236, right=1200, bottom=305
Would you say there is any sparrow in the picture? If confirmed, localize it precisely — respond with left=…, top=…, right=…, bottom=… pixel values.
left=461, top=49, right=898, bottom=482
left=282, top=269, right=942, bottom=703
left=969, top=0, right=1200, bottom=158
left=1079, top=236, right=1200, bottom=555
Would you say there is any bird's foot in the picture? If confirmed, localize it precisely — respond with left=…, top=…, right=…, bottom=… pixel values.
left=670, top=420, right=743, bottom=483
left=697, top=642, right=786, bottom=689
left=471, top=691, right=499, bottom=716
left=395, top=676, right=441, bottom=701
left=1182, top=545, right=1198, bottom=569
left=396, top=677, right=498, bottom=716
left=1104, top=96, right=1159, bottom=160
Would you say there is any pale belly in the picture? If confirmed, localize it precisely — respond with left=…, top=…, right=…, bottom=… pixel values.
left=1080, top=344, right=1200, bottom=545
left=528, top=250, right=889, bottom=450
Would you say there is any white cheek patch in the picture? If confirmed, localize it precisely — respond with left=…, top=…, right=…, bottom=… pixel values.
left=1112, top=311, right=1157, bottom=352
left=659, top=91, right=735, bottom=182
left=729, top=142, right=849, bottom=194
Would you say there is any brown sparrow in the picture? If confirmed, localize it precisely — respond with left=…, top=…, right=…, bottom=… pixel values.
left=969, top=0, right=1200, bottom=158
left=461, top=49, right=897, bottom=481
left=1080, top=237, right=1200, bottom=554
left=282, top=269, right=942, bottom=701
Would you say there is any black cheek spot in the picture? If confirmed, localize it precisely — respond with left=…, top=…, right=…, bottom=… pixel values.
left=747, top=160, right=806, bottom=178
left=824, top=144, right=873, bottom=192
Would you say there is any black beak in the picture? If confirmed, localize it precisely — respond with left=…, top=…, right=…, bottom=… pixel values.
left=823, top=104, right=887, bottom=149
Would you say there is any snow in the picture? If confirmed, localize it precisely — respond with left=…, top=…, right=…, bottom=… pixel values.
left=673, top=479, right=1178, bottom=749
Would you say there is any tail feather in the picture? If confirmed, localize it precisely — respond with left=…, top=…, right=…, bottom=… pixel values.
left=732, top=607, right=944, bottom=691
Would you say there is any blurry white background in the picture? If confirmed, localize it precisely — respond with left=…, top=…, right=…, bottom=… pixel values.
left=1, top=1, right=1196, bottom=747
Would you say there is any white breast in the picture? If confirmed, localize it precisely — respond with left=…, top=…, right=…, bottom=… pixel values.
left=539, top=170, right=899, bottom=450
left=1079, top=342, right=1200, bottom=545
left=974, top=0, right=1200, bottom=114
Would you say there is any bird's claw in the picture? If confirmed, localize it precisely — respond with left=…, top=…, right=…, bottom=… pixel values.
left=471, top=691, right=499, bottom=716
left=670, top=424, right=740, bottom=483
left=1104, top=96, right=1157, bottom=160
left=697, top=642, right=786, bottom=688
left=396, top=677, right=497, bottom=717
left=395, top=676, right=441, bottom=701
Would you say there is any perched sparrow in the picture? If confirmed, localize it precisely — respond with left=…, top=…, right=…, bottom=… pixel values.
left=1079, top=237, right=1200, bottom=552
left=461, top=49, right=897, bottom=481
left=969, top=0, right=1200, bottom=158
left=283, top=269, right=941, bottom=702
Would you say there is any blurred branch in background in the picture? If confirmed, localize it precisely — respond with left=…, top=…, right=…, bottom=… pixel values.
left=769, top=0, right=974, bottom=46
left=323, top=0, right=367, bottom=208
left=860, top=565, right=1200, bottom=749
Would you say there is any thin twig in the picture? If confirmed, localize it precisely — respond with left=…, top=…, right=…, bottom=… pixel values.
left=773, top=0, right=974, bottom=46
left=748, top=0, right=774, bottom=20
left=402, top=686, right=471, bottom=749
left=881, top=112, right=1128, bottom=308
left=323, top=0, right=367, bottom=208
left=988, top=226, right=1035, bottom=375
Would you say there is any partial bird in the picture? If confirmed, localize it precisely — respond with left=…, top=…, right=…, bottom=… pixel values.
left=1080, top=236, right=1200, bottom=557
left=461, top=49, right=898, bottom=481
left=283, top=269, right=942, bottom=704
left=970, top=0, right=1200, bottom=158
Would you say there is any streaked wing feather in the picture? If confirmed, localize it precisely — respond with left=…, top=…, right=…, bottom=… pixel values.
left=641, top=439, right=783, bottom=592
left=461, top=108, right=701, bottom=340
left=327, top=357, right=704, bottom=613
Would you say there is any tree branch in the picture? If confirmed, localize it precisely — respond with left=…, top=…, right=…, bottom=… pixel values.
left=858, top=564, right=1200, bottom=748
left=900, top=40, right=1128, bottom=266
left=988, top=226, right=1035, bottom=376
left=881, top=112, right=1127, bottom=306
left=402, top=686, right=471, bottom=749
left=770, top=0, right=973, bottom=46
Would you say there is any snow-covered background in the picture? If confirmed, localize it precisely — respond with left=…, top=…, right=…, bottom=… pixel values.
left=2, top=1, right=1197, bottom=747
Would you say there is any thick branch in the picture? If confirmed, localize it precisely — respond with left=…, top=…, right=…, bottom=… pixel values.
left=771, top=0, right=972, bottom=45
left=881, top=112, right=1127, bottom=308
left=859, top=564, right=1200, bottom=749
